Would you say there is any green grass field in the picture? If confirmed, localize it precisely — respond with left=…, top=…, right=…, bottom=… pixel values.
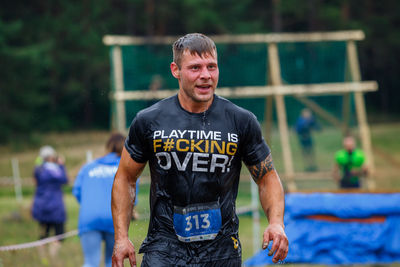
left=0, top=123, right=400, bottom=266
left=0, top=181, right=267, bottom=266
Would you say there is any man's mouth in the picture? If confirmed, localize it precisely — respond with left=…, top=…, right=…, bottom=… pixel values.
left=196, top=85, right=212, bottom=90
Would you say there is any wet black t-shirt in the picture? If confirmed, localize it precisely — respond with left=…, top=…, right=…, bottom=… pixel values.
left=125, top=94, right=270, bottom=263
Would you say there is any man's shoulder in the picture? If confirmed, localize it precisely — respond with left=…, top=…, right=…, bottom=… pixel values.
left=215, top=95, right=254, bottom=118
left=77, top=160, right=97, bottom=176
left=335, top=149, right=349, bottom=165
left=353, top=149, right=366, bottom=162
left=137, top=95, right=175, bottom=118
left=335, top=149, right=346, bottom=157
left=354, top=148, right=365, bottom=155
left=78, top=154, right=114, bottom=171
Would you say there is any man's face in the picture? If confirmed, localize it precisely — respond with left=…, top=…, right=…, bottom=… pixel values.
left=171, top=49, right=219, bottom=105
left=343, top=137, right=355, bottom=151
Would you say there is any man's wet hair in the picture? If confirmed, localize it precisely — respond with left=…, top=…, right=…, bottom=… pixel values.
left=173, top=33, right=217, bottom=68
left=106, top=133, right=125, bottom=156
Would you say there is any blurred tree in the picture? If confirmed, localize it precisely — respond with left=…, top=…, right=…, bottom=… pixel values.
left=0, top=19, right=50, bottom=142
left=352, top=0, right=400, bottom=115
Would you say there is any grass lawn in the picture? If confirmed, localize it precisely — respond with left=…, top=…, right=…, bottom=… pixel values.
left=1, top=123, right=400, bottom=266
left=0, top=181, right=266, bottom=266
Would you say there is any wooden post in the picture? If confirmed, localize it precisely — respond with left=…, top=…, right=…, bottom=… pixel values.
left=86, top=150, right=93, bottom=163
left=11, top=158, right=23, bottom=203
left=346, top=40, right=375, bottom=190
left=268, top=43, right=296, bottom=191
left=111, top=45, right=127, bottom=134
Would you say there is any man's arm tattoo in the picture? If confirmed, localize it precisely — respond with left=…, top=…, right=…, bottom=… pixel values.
left=247, top=154, right=275, bottom=183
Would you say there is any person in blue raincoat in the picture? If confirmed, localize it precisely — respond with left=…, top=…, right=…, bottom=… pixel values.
left=73, top=133, right=137, bottom=267
left=32, top=145, right=68, bottom=239
left=295, top=108, right=320, bottom=171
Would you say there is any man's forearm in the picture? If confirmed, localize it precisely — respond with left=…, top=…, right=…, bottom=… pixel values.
left=112, top=148, right=145, bottom=242
left=112, top=169, right=139, bottom=240
left=258, top=170, right=285, bottom=226
left=247, top=154, right=285, bottom=226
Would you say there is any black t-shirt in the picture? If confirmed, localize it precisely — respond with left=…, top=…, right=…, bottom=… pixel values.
left=125, top=94, right=270, bottom=263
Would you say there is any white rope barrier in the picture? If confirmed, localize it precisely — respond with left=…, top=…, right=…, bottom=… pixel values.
left=0, top=230, right=78, bottom=252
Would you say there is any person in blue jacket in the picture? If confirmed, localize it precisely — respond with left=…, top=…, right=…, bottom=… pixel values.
left=295, top=108, right=320, bottom=171
left=32, top=145, right=68, bottom=240
left=73, top=133, right=129, bottom=267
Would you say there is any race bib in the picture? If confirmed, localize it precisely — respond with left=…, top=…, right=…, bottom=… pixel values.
left=173, top=201, right=222, bottom=242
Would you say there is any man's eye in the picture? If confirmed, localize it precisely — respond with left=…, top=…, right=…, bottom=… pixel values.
left=208, top=65, right=216, bottom=70
left=191, top=66, right=199, bottom=70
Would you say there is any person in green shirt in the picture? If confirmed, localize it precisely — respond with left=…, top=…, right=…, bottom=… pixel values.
left=333, top=136, right=368, bottom=188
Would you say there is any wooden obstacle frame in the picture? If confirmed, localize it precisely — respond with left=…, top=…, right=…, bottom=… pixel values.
left=103, top=30, right=378, bottom=191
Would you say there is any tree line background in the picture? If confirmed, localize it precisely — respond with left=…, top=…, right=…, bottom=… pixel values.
left=1, top=0, right=399, bottom=143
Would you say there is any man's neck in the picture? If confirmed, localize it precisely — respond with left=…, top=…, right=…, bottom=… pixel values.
left=177, top=92, right=214, bottom=113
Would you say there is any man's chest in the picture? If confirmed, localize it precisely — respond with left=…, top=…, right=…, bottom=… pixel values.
left=147, top=123, right=240, bottom=174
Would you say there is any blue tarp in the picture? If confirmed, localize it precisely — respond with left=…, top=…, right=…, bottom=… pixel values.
left=244, top=193, right=400, bottom=266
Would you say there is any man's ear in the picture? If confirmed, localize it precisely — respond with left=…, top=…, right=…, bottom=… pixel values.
left=170, top=62, right=180, bottom=79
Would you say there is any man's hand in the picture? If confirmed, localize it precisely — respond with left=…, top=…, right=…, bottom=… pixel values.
left=262, top=223, right=288, bottom=263
left=112, top=238, right=136, bottom=267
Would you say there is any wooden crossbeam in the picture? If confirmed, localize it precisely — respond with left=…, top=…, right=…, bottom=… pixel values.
left=110, top=81, right=378, bottom=101
left=103, top=30, right=365, bottom=46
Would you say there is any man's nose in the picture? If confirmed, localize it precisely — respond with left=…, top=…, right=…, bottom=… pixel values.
left=200, top=67, right=211, bottom=79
